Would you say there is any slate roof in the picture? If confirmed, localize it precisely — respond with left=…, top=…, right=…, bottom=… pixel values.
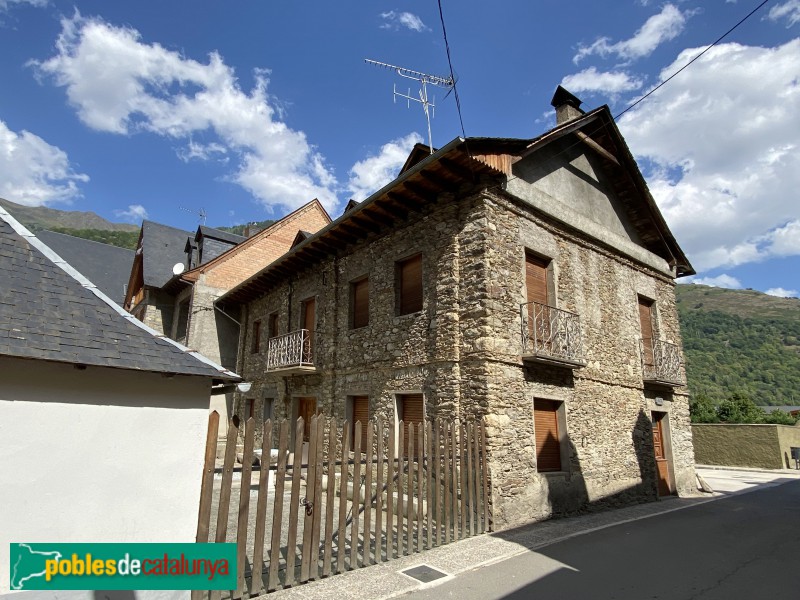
left=36, top=230, right=135, bottom=305
left=196, top=225, right=246, bottom=245
left=0, top=207, right=239, bottom=381
left=141, top=220, right=193, bottom=288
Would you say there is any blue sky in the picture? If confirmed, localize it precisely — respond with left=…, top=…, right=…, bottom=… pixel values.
left=0, top=0, right=798, bottom=296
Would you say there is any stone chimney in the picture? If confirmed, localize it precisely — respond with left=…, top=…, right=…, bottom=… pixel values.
left=551, top=85, right=584, bottom=125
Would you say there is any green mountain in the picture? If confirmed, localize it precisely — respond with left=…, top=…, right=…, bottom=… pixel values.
left=675, top=284, right=800, bottom=406
left=216, top=219, right=275, bottom=236
left=0, top=197, right=138, bottom=233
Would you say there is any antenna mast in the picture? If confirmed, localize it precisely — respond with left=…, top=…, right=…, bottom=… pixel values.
left=179, top=206, right=207, bottom=226
left=365, top=58, right=455, bottom=154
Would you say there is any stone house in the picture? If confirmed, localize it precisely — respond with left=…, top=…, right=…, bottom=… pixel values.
left=123, top=200, right=331, bottom=433
left=217, top=87, right=697, bottom=529
left=0, top=205, right=239, bottom=595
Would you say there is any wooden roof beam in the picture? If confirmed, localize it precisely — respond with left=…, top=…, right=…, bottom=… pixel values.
left=374, top=197, right=408, bottom=220
left=439, top=157, right=475, bottom=181
left=575, top=130, right=620, bottom=167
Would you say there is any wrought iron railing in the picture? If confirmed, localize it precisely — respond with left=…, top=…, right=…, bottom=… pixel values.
left=640, top=338, right=683, bottom=385
left=266, top=329, right=315, bottom=371
left=520, top=301, right=584, bottom=365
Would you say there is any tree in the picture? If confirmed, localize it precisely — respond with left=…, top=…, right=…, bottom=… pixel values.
left=689, top=393, right=719, bottom=423
left=716, top=393, right=766, bottom=424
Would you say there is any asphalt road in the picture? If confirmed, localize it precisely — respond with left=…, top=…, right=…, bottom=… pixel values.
left=403, top=480, right=800, bottom=600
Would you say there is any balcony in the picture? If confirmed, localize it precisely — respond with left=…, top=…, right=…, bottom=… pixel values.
left=520, top=301, right=586, bottom=369
left=640, top=338, right=684, bottom=387
left=266, top=329, right=316, bottom=374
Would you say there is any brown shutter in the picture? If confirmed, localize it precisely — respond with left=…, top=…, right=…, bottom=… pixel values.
left=525, top=253, right=549, bottom=306
left=638, top=297, right=654, bottom=366
left=399, top=254, right=423, bottom=315
left=297, top=397, right=317, bottom=442
left=251, top=320, right=261, bottom=353
left=534, top=400, right=561, bottom=472
left=352, top=278, right=369, bottom=328
left=268, top=312, right=278, bottom=338
left=400, top=394, right=424, bottom=458
left=352, top=396, right=369, bottom=451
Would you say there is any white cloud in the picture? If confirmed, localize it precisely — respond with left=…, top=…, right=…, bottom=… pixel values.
left=347, top=132, right=422, bottom=201
left=689, top=274, right=742, bottom=289
left=0, top=119, right=88, bottom=206
left=177, top=139, right=228, bottom=163
left=0, top=0, right=47, bottom=11
left=765, top=287, right=798, bottom=298
left=619, top=40, right=800, bottom=272
left=114, top=204, right=148, bottom=223
left=561, top=68, right=643, bottom=94
left=32, top=12, right=338, bottom=213
left=574, top=4, right=688, bottom=63
left=380, top=11, right=429, bottom=32
left=767, top=0, right=800, bottom=26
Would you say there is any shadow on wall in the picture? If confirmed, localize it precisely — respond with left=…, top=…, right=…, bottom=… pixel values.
left=540, top=409, right=658, bottom=521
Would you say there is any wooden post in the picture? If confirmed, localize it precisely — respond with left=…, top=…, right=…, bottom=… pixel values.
left=434, top=419, right=442, bottom=547
left=417, top=422, right=424, bottom=553
left=300, top=415, right=319, bottom=583
left=396, top=420, right=404, bottom=557
left=362, top=421, right=374, bottom=566
left=209, top=417, right=238, bottom=600
left=374, top=417, right=385, bottom=564
left=322, top=418, right=337, bottom=577
left=443, top=421, right=451, bottom=545
left=336, top=421, right=350, bottom=574
left=233, top=418, right=255, bottom=599
left=481, top=419, right=490, bottom=532
left=350, top=421, right=363, bottom=569
left=406, top=423, right=414, bottom=555
left=459, top=422, right=467, bottom=539
left=451, top=423, right=459, bottom=542
left=267, top=421, right=289, bottom=591
left=284, top=418, right=305, bottom=587
left=386, top=420, right=396, bottom=560
left=425, top=420, right=433, bottom=550
left=250, top=419, right=272, bottom=597
left=310, top=417, right=325, bottom=580
left=192, top=411, right=219, bottom=600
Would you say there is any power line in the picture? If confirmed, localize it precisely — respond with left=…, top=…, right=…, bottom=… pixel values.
left=437, top=0, right=467, bottom=141
left=615, top=0, right=773, bottom=119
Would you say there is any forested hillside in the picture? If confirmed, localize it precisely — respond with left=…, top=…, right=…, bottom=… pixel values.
left=676, top=284, right=800, bottom=406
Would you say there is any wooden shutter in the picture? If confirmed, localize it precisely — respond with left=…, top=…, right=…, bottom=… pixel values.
left=525, top=253, right=549, bottom=306
left=534, top=400, right=562, bottom=472
left=399, top=254, right=423, bottom=315
left=268, top=312, right=278, bottom=338
left=400, top=394, right=424, bottom=458
left=352, top=396, right=369, bottom=451
left=638, top=297, right=654, bottom=366
left=251, top=320, right=261, bottom=353
left=352, top=278, right=369, bottom=328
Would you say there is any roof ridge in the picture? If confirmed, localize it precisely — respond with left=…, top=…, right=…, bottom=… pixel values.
left=0, top=205, right=239, bottom=381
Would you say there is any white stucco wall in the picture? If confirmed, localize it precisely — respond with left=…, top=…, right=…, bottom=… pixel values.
left=0, top=357, right=212, bottom=594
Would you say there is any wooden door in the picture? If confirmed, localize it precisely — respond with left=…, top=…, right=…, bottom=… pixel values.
left=639, top=297, right=655, bottom=367
left=526, top=254, right=550, bottom=348
left=297, top=397, right=317, bottom=442
left=302, top=297, right=316, bottom=361
left=652, top=412, right=674, bottom=496
left=400, top=394, right=424, bottom=458
left=352, top=396, right=369, bottom=452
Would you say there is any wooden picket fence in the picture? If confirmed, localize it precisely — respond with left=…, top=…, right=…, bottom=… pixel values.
left=192, top=411, right=491, bottom=598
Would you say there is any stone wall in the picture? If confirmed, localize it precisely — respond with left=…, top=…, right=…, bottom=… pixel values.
left=236, top=178, right=696, bottom=529
left=693, top=423, right=800, bottom=469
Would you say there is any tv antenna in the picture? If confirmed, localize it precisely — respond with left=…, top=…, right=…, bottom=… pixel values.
left=365, top=59, right=455, bottom=154
left=179, top=206, right=207, bottom=225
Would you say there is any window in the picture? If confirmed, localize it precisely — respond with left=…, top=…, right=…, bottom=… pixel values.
left=174, top=298, right=190, bottom=344
left=397, top=393, right=424, bottom=458
left=251, top=320, right=261, bottom=353
left=638, top=296, right=655, bottom=367
left=350, top=277, right=369, bottom=329
left=525, top=252, right=550, bottom=306
left=247, top=398, right=256, bottom=420
left=268, top=312, right=278, bottom=339
left=533, top=399, right=563, bottom=472
left=350, top=395, right=369, bottom=451
left=397, top=254, right=423, bottom=315
left=263, top=398, right=274, bottom=422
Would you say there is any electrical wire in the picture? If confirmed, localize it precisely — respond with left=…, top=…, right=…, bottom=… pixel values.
left=437, top=0, right=467, bottom=142
left=615, top=0, right=773, bottom=119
